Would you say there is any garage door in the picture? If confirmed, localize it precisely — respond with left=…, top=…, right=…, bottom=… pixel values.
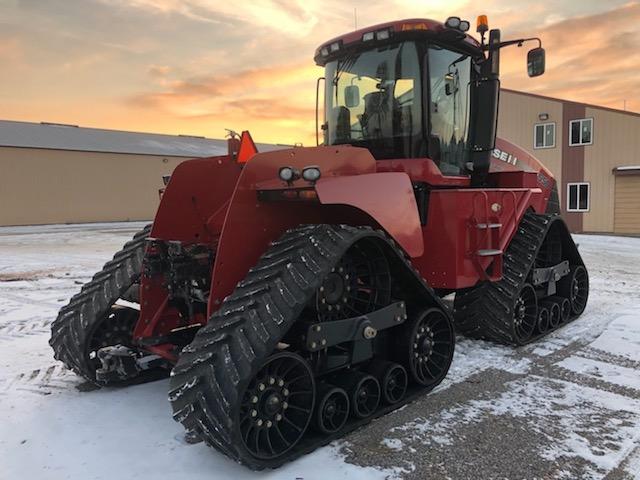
left=614, top=175, right=640, bottom=234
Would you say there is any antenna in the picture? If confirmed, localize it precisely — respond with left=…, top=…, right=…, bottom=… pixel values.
left=354, top=8, right=357, bottom=30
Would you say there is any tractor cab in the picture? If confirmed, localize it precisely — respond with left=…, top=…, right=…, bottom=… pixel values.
left=315, top=17, right=545, bottom=185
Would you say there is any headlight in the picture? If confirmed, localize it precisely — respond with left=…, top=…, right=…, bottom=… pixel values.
left=375, top=29, right=391, bottom=40
left=362, top=31, right=374, bottom=42
left=279, top=166, right=299, bottom=183
left=302, top=166, right=321, bottom=182
left=459, top=20, right=470, bottom=32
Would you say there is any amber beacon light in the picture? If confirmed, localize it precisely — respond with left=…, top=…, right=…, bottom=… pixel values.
left=477, top=15, right=489, bottom=33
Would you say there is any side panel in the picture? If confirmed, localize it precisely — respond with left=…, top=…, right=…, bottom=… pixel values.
left=416, top=187, right=544, bottom=289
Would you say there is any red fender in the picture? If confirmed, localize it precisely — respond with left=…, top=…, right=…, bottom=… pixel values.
left=315, top=173, right=423, bottom=257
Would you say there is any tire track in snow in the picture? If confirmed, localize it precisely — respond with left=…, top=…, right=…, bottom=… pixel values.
left=0, top=317, right=53, bottom=340
left=0, top=364, right=80, bottom=395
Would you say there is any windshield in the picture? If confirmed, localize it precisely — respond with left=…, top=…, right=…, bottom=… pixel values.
left=324, top=41, right=422, bottom=159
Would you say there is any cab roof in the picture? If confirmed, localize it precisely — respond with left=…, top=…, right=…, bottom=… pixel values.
left=314, top=18, right=482, bottom=66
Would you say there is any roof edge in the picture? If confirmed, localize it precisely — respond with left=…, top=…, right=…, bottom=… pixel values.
left=502, top=89, right=640, bottom=119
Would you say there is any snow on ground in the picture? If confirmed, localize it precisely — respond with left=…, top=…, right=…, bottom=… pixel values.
left=0, top=224, right=639, bottom=479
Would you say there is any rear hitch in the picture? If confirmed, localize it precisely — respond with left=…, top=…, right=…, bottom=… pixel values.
left=96, top=345, right=164, bottom=384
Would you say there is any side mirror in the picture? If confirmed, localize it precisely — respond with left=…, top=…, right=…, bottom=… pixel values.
left=527, top=47, right=545, bottom=77
left=344, top=85, right=360, bottom=108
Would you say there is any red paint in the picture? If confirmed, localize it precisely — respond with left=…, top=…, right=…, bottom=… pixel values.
left=136, top=136, right=555, bottom=361
left=376, top=158, right=470, bottom=187
left=416, top=187, right=541, bottom=289
left=316, top=172, right=424, bottom=257
left=315, top=18, right=481, bottom=64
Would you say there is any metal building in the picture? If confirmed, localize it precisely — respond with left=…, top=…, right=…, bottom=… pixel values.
left=0, top=121, right=280, bottom=226
left=498, top=90, right=640, bottom=235
left=2, top=91, right=639, bottom=234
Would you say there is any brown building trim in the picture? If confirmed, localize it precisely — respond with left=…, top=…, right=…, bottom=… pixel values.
left=502, top=89, right=640, bottom=119
left=561, top=103, right=586, bottom=232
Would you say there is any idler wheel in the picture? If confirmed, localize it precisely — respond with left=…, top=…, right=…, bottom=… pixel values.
left=401, top=307, right=455, bottom=387
left=558, top=265, right=589, bottom=315
left=237, top=352, right=315, bottom=460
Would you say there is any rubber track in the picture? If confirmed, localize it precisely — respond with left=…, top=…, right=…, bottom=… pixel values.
left=168, top=224, right=451, bottom=469
left=49, top=225, right=151, bottom=382
left=453, top=212, right=582, bottom=345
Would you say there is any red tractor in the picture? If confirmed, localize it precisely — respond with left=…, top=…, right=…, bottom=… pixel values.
left=51, top=16, right=589, bottom=469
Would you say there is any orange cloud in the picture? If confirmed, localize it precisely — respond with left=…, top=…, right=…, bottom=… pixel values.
left=500, top=2, right=640, bottom=112
left=125, top=61, right=320, bottom=144
left=148, top=64, right=171, bottom=77
left=2, top=0, right=639, bottom=146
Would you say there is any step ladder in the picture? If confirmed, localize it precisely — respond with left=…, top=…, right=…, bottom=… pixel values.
left=470, top=192, right=505, bottom=281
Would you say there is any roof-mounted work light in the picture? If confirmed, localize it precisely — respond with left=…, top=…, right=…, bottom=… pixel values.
left=445, top=16, right=461, bottom=29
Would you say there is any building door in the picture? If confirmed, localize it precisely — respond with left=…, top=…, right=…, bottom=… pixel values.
left=614, top=175, right=640, bottom=234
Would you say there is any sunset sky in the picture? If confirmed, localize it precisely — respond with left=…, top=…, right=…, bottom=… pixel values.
left=2, top=0, right=639, bottom=145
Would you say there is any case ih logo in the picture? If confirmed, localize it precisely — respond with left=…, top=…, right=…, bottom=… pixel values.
left=492, top=148, right=518, bottom=166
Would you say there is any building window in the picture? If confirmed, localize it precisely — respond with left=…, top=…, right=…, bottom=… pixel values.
left=534, top=122, right=555, bottom=149
left=569, top=118, right=593, bottom=146
left=567, top=183, right=590, bottom=212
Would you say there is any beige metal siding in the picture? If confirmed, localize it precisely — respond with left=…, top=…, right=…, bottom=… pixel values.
left=583, top=108, right=640, bottom=232
left=614, top=175, right=640, bottom=234
left=498, top=91, right=564, bottom=191
left=0, top=147, right=188, bottom=226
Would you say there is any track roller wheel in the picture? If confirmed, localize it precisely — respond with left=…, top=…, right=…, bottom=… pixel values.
left=366, top=361, right=408, bottom=405
left=334, top=372, right=380, bottom=419
left=513, top=284, right=538, bottom=343
left=542, top=299, right=561, bottom=328
left=537, top=307, right=550, bottom=333
left=313, top=384, right=349, bottom=434
left=558, top=265, right=589, bottom=315
left=558, top=297, right=571, bottom=323
left=400, top=307, right=455, bottom=388
left=238, top=352, right=315, bottom=460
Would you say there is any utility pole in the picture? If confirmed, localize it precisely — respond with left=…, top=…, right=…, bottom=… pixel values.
left=354, top=8, right=357, bottom=30
left=623, top=99, right=627, bottom=111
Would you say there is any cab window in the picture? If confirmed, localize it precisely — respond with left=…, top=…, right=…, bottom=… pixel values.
left=427, top=46, right=472, bottom=175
